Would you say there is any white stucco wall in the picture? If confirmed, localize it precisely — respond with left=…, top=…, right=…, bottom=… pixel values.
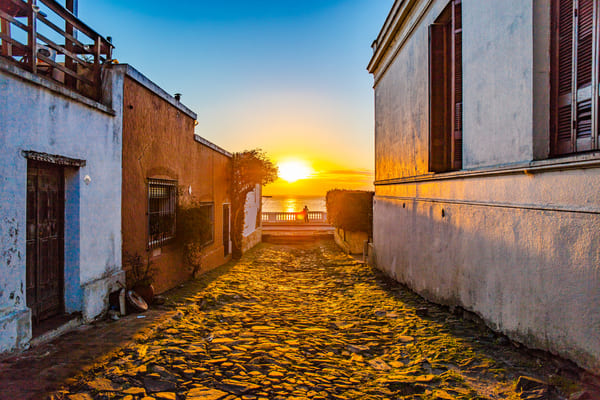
left=242, top=185, right=262, bottom=252
left=0, top=62, right=123, bottom=351
left=243, top=185, right=261, bottom=237
left=370, top=0, right=600, bottom=373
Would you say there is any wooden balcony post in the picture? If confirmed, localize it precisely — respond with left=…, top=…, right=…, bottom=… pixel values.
left=1, top=17, right=12, bottom=57
left=27, top=0, right=37, bottom=73
left=93, top=35, right=100, bottom=100
left=64, top=0, right=75, bottom=89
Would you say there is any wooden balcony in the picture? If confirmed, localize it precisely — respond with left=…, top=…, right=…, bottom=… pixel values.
left=0, top=0, right=113, bottom=102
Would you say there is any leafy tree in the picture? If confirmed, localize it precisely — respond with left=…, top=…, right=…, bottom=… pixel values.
left=231, top=149, right=278, bottom=258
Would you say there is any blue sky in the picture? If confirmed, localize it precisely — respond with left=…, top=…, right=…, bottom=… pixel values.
left=79, top=1, right=393, bottom=194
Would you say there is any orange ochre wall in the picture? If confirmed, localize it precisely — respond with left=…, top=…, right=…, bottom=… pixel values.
left=122, top=76, right=231, bottom=294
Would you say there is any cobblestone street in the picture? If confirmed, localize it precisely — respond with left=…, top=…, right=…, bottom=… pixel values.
left=12, top=241, right=597, bottom=400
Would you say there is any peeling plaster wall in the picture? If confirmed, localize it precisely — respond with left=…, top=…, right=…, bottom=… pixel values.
left=0, top=64, right=123, bottom=351
left=371, top=0, right=600, bottom=373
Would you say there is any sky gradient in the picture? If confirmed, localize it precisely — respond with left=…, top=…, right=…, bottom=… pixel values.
left=80, top=1, right=393, bottom=195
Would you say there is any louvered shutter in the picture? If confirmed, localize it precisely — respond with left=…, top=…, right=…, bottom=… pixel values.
left=451, top=0, right=463, bottom=170
left=553, top=0, right=575, bottom=155
left=429, top=23, right=450, bottom=172
left=575, top=0, right=594, bottom=151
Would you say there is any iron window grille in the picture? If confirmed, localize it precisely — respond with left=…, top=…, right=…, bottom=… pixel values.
left=147, top=178, right=177, bottom=249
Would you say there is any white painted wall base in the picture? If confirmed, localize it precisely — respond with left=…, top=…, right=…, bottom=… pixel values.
left=81, top=270, right=126, bottom=322
left=374, top=176, right=600, bottom=374
left=0, top=308, right=31, bottom=352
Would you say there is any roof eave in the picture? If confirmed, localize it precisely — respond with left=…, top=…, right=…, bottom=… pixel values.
left=367, top=0, right=417, bottom=74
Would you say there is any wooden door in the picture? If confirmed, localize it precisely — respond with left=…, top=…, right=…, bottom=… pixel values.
left=26, top=161, right=64, bottom=325
left=223, top=204, right=230, bottom=257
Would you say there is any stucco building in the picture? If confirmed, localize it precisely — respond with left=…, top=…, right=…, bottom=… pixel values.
left=368, top=0, right=600, bottom=373
left=117, top=65, right=234, bottom=294
left=0, top=1, right=123, bottom=350
left=242, top=184, right=262, bottom=253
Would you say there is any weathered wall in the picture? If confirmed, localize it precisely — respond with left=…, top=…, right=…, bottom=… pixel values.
left=373, top=0, right=549, bottom=179
left=462, top=0, right=535, bottom=168
left=374, top=169, right=600, bottom=373
left=243, top=184, right=262, bottom=251
left=120, top=67, right=231, bottom=294
left=370, top=0, right=600, bottom=373
left=0, top=61, right=123, bottom=351
left=373, top=0, right=447, bottom=181
left=334, top=228, right=369, bottom=255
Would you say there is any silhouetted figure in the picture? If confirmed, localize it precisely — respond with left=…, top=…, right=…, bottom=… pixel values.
left=303, top=205, right=309, bottom=223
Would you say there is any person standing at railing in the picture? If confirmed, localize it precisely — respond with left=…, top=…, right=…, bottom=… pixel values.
left=303, top=205, right=309, bottom=223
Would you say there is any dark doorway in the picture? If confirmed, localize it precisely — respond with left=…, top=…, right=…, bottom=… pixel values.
left=223, top=204, right=230, bottom=256
left=26, top=161, right=65, bottom=326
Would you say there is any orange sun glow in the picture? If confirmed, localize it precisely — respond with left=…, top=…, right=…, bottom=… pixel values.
left=277, top=160, right=313, bottom=183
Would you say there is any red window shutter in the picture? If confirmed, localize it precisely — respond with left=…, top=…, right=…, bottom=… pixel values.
left=429, top=23, right=450, bottom=172
left=452, top=1, right=463, bottom=170
left=575, top=0, right=594, bottom=150
left=552, top=0, right=575, bottom=155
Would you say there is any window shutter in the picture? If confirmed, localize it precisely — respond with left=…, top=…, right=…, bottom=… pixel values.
left=451, top=1, right=463, bottom=170
left=429, top=23, right=449, bottom=172
left=553, top=0, right=575, bottom=155
left=575, top=0, right=594, bottom=150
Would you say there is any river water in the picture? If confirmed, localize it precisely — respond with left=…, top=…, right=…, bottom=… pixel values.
left=262, top=195, right=326, bottom=213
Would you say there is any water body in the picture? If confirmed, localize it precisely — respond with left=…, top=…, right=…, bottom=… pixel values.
left=262, top=195, right=326, bottom=213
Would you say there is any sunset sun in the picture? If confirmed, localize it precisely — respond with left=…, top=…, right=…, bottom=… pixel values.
left=277, top=160, right=313, bottom=183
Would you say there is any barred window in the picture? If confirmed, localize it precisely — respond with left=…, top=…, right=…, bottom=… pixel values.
left=148, top=178, right=177, bottom=248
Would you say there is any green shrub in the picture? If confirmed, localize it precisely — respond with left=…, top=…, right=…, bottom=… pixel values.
left=326, top=190, right=374, bottom=235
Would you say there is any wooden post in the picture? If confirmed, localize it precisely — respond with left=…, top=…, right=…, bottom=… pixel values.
left=94, top=35, right=101, bottom=100
left=27, top=0, right=37, bottom=73
left=1, top=17, right=12, bottom=57
left=65, top=0, right=75, bottom=89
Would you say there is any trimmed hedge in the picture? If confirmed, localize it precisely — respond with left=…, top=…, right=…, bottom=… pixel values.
left=326, top=190, right=374, bottom=235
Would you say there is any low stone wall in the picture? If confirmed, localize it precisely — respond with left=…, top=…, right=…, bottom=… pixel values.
left=334, top=228, right=369, bottom=255
left=242, top=228, right=262, bottom=253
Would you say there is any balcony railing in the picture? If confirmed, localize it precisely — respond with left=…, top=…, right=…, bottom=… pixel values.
left=262, top=211, right=328, bottom=224
left=0, top=0, right=113, bottom=102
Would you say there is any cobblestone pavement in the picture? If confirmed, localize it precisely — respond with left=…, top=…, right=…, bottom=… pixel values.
left=27, top=242, right=600, bottom=399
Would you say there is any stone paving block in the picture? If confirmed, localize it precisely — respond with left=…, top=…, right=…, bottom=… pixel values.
left=3, top=241, right=596, bottom=399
